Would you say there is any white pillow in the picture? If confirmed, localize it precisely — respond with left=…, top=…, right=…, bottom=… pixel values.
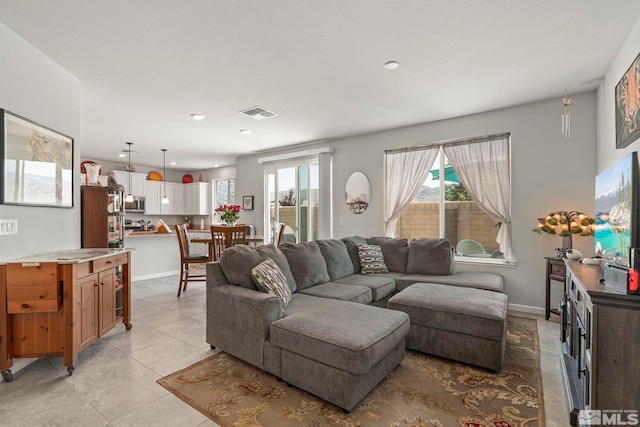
left=357, top=244, right=389, bottom=274
left=251, top=258, right=292, bottom=315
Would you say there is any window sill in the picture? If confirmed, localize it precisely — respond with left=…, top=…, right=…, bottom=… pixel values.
left=454, top=255, right=517, bottom=268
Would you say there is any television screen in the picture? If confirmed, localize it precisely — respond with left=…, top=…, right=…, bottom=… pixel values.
left=594, top=152, right=638, bottom=266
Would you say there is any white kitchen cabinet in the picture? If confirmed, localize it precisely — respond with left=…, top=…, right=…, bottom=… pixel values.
left=144, top=180, right=161, bottom=215
left=171, top=183, right=186, bottom=215
left=185, top=182, right=210, bottom=215
left=113, top=171, right=145, bottom=196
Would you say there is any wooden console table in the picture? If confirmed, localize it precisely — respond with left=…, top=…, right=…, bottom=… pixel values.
left=545, top=256, right=566, bottom=320
left=561, top=260, right=640, bottom=425
left=0, top=249, right=132, bottom=382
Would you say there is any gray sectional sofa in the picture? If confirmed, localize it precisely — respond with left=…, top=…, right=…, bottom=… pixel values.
left=206, top=236, right=506, bottom=412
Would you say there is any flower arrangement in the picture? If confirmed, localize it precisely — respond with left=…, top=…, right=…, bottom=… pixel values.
left=215, top=204, right=241, bottom=224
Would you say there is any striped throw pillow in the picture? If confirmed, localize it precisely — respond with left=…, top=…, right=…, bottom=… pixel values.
left=357, top=244, right=389, bottom=274
left=251, top=258, right=292, bottom=315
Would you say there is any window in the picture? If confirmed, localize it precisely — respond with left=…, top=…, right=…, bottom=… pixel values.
left=385, top=133, right=515, bottom=263
left=213, top=178, right=235, bottom=210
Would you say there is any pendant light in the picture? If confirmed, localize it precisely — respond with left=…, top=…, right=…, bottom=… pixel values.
left=161, top=149, right=169, bottom=205
left=561, top=89, right=573, bottom=143
left=124, top=142, right=134, bottom=203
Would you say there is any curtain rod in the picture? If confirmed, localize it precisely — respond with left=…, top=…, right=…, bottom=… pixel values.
left=384, top=132, right=510, bottom=155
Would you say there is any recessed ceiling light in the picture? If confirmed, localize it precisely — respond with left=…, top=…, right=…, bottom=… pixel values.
left=190, top=113, right=205, bottom=120
left=240, top=129, right=251, bottom=135
left=384, top=60, right=399, bottom=70
left=117, top=153, right=126, bottom=158
left=170, top=161, right=176, bottom=166
left=213, top=164, right=220, bottom=168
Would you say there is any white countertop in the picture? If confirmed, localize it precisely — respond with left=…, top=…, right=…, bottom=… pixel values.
left=1, top=248, right=131, bottom=265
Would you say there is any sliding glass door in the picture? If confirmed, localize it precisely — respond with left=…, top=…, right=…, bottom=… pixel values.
left=265, top=161, right=319, bottom=243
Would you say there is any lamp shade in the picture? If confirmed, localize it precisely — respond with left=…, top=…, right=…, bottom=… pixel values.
left=533, top=210, right=595, bottom=251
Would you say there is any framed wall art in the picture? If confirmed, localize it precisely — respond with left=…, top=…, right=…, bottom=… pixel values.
left=615, top=52, right=640, bottom=149
left=1, top=110, right=74, bottom=208
left=243, top=195, right=254, bottom=210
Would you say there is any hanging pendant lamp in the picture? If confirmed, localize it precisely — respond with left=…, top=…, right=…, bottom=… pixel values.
left=161, top=149, right=169, bottom=205
left=125, top=142, right=134, bottom=203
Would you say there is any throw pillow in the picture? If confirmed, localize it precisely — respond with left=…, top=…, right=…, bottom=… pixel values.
left=357, top=244, right=389, bottom=274
left=251, top=258, right=292, bottom=315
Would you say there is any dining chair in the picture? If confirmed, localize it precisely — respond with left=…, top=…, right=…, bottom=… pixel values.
left=175, top=224, right=209, bottom=297
left=276, top=223, right=285, bottom=246
left=210, top=224, right=247, bottom=260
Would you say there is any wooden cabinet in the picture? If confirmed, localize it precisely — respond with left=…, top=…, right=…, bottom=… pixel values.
left=561, top=260, right=640, bottom=425
left=0, top=249, right=132, bottom=382
left=81, top=186, right=108, bottom=248
left=545, top=257, right=566, bottom=320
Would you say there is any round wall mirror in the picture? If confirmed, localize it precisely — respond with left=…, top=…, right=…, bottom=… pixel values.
left=345, top=172, right=370, bottom=214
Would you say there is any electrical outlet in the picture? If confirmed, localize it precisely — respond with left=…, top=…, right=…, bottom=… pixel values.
left=0, top=219, right=18, bottom=235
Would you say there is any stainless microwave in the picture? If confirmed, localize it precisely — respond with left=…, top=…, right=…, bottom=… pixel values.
left=125, top=197, right=145, bottom=213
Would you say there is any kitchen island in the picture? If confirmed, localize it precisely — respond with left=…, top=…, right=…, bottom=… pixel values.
left=0, top=248, right=132, bottom=382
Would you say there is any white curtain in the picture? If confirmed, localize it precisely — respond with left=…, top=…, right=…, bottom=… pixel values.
left=443, top=134, right=516, bottom=262
left=384, top=146, right=439, bottom=236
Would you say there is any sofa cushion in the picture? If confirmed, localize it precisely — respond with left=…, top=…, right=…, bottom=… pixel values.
left=297, top=282, right=372, bottom=305
left=341, top=236, right=368, bottom=274
left=367, top=237, right=409, bottom=273
left=406, top=238, right=452, bottom=275
left=396, top=271, right=504, bottom=292
left=280, top=242, right=330, bottom=290
left=316, top=239, right=354, bottom=281
left=272, top=294, right=409, bottom=375
left=333, top=275, right=397, bottom=302
left=219, top=244, right=263, bottom=290
left=251, top=259, right=292, bottom=315
left=256, top=244, right=297, bottom=293
left=357, top=244, right=389, bottom=274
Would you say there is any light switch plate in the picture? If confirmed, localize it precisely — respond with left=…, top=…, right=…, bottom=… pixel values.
left=0, top=219, right=18, bottom=235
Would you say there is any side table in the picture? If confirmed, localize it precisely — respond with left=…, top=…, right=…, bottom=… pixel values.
left=545, top=256, right=566, bottom=320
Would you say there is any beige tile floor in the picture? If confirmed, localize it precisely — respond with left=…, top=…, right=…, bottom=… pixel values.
left=0, top=270, right=569, bottom=426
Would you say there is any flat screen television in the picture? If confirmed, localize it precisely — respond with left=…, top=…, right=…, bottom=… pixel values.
left=594, top=152, right=639, bottom=267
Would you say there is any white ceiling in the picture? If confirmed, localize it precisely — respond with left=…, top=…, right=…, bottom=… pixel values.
left=1, top=1, right=640, bottom=171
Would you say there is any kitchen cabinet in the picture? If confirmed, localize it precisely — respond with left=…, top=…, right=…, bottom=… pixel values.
left=185, top=182, right=210, bottom=215
left=172, top=183, right=186, bottom=215
left=144, top=180, right=161, bottom=215
left=82, top=186, right=124, bottom=249
left=113, top=171, right=145, bottom=196
left=0, top=249, right=132, bottom=382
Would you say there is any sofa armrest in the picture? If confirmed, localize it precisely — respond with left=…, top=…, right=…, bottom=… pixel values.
left=206, top=282, right=281, bottom=370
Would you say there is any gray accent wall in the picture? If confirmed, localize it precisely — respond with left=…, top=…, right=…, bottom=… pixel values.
left=0, top=23, right=80, bottom=260
left=234, top=93, right=598, bottom=311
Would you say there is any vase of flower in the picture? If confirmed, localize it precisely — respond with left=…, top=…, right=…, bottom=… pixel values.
left=215, top=204, right=241, bottom=225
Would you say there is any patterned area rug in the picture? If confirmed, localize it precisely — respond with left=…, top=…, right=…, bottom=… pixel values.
left=158, top=316, right=543, bottom=427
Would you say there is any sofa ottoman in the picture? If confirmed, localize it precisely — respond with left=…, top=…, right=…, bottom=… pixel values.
left=270, top=295, right=410, bottom=411
left=388, top=282, right=507, bottom=372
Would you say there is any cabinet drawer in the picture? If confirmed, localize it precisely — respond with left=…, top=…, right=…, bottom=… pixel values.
left=550, top=262, right=566, bottom=277
left=6, top=262, right=60, bottom=313
left=92, top=253, right=128, bottom=273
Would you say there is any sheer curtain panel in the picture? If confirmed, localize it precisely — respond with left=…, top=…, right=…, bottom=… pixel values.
left=383, top=146, right=439, bottom=236
left=443, top=134, right=516, bottom=262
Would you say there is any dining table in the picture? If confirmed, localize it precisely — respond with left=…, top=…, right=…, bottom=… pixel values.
left=190, top=234, right=265, bottom=260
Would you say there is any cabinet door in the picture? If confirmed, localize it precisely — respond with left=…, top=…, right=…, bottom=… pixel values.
left=173, top=183, right=186, bottom=215
left=81, top=186, right=108, bottom=248
left=131, top=173, right=145, bottom=196
left=187, top=183, right=210, bottom=215
left=113, top=171, right=129, bottom=193
left=98, top=269, right=117, bottom=336
left=79, top=274, right=99, bottom=348
left=144, top=181, right=161, bottom=214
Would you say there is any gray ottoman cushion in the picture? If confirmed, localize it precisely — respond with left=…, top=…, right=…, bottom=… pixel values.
left=333, top=274, right=397, bottom=301
left=396, top=271, right=504, bottom=292
left=298, top=282, right=372, bottom=304
left=272, top=296, right=409, bottom=375
left=388, top=282, right=507, bottom=341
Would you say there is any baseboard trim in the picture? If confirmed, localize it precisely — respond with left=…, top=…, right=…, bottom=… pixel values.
left=132, top=270, right=181, bottom=282
left=507, top=303, right=544, bottom=316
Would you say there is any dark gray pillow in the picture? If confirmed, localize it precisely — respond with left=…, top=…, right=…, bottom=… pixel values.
left=256, top=244, right=297, bottom=293
left=341, top=235, right=369, bottom=274
left=219, top=245, right=263, bottom=290
left=280, top=242, right=330, bottom=290
left=316, top=239, right=354, bottom=281
left=406, top=238, right=452, bottom=275
left=367, top=237, right=409, bottom=273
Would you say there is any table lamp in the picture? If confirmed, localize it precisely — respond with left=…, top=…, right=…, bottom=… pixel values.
left=533, top=210, right=595, bottom=256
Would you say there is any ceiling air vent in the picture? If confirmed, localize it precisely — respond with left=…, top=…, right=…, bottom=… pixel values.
left=239, top=106, right=278, bottom=120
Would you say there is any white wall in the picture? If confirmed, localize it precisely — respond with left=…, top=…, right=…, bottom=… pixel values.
left=0, top=23, right=80, bottom=259
left=235, top=92, right=598, bottom=310
left=597, top=18, right=640, bottom=171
